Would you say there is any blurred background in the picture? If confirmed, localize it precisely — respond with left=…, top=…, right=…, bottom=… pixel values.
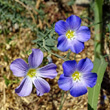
left=0, top=0, right=110, bottom=110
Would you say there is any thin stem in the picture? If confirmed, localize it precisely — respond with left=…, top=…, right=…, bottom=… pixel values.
left=51, top=52, right=69, bottom=61
left=43, top=37, right=69, bottom=61
left=59, top=91, right=69, bottom=110
left=59, top=51, right=72, bottom=110
left=59, top=90, right=64, bottom=109
left=103, top=54, right=110, bottom=58
left=66, top=50, right=71, bottom=59
left=44, top=27, right=55, bottom=39
left=43, top=39, right=49, bottom=51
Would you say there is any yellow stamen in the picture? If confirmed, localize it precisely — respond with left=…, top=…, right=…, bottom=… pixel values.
left=72, top=71, right=81, bottom=81
left=27, top=68, right=36, bottom=78
left=66, top=30, right=74, bottom=39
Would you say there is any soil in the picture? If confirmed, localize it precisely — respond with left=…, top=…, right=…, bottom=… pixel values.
left=0, top=0, right=110, bottom=110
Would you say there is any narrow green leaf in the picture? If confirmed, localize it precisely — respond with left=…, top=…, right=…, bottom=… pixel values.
left=88, top=57, right=108, bottom=110
left=94, top=0, right=103, bottom=56
left=45, top=38, right=55, bottom=46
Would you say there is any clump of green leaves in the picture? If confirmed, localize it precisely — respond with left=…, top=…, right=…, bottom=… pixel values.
left=33, top=26, right=58, bottom=52
left=0, top=0, right=44, bottom=34
left=3, top=75, right=20, bottom=87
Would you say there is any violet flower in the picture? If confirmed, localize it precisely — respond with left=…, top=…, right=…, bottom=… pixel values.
left=58, top=58, right=97, bottom=97
left=10, top=49, right=57, bottom=97
left=55, top=15, right=90, bottom=53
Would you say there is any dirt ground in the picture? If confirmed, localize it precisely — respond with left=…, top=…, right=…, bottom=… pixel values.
left=0, top=0, right=110, bottom=110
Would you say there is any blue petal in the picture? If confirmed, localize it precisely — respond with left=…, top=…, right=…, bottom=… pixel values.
left=55, top=20, right=69, bottom=36
left=37, top=63, right=57, bottom=79
left=75, top=26, right=91, bottom=42
left=10, top=58, right=29, bottom=77
left=58, top=74, right=73, bottom=91
left=57, top=35, right=70, bottom=52
left=70, top=39, right=84, bottom=54
left=63, top=60, right=77, bottom=77
left=83, top=72, right=97, bottom=88
left=15, top=77, right=32, bottom=97
left=28, top=49, right=43, bottom=68
left=77, top=58, right=93, bottom=73
left=70, top=81, right=87, bottom=97
left=33, top=77, right=50, bottom=96
left=66, top=15, right=81, bottom=30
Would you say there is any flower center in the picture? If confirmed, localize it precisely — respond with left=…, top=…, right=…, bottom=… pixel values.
left=72, top=71, right=81, bottom=81
left=27, top=68, right=36, bottom=78
left=66, top=30, right=74, bottom=39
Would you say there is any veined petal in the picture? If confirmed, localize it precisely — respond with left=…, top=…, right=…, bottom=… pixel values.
left=77, top=58, right=93, bottom=73
left=83, top=72, right=97, bottom=88
left=57, top=35, right=70, bottom=52
left=33, top=77, right=50, bottom=96
left=55, top=20, right=69, bottom=36
left=75, top=26, right=91, bottom=42
left=70, top=81, right=87, bottom=97
left=63, top=60, right=77, bottom=77
left=28, top=49, right=43, bottom=68
left=37, top=63, right=57, bottom=79
left=70, top=39, right=84, bottom=54
left=10, top=58, right=29, bottom=77
left=66, top=15, right=81, bottom=30
left=58, top=74, right=73, bottom=91
left=15, top=77, right=32, bottom=97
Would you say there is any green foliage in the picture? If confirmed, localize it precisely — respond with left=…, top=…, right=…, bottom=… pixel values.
left=67, top=0, right=76, bottom=6
left=0, top=0, right=44, bottom=34
left=94, top=0, right=103, bottom=56
left=32, top=26, right=58, bottom=52
left=88, top=1, right=108, bottom=109
left=3, top=76, right=10, bottom=87
left=3, top=75, right=20, bottom=87
left=88, top=57, right=108, bottom=110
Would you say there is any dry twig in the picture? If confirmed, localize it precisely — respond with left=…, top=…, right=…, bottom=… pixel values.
left=15, top=0, right=36, bottom=24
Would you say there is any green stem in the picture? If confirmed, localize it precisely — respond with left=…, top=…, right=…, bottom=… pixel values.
left=43, top=39, right=69, bottom=61
left=103, top=54, right=110, bottom=58
left=59, top=90, right=64, bottom=110
left=43, top=39, right=49, bottom=51
left=66, top=50, right=71, bottom=59
left=59, top=91, right=69, bottom=110
left=59, top=50, right=73, bottom=110
left=44, top=27, right=55, bottom=39
left=50, top=52, right=69, bottom=61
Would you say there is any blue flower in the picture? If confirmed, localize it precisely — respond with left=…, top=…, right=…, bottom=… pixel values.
left=55, top=15, right=90, bottom=53
left=58, top=58, right=97, bottom=97
left=10, top=49, right=57, bottom=97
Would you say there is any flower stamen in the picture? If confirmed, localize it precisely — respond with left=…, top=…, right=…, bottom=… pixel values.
left=72, top=71, right=81, bottom=81
left=27, top=69, right=36, bottom=78
left=66, top=30, right=74, bottom=39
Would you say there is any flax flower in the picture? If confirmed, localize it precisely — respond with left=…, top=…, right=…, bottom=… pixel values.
left=10, top=49, right=57, bottom=97
left=58, top=58, right=97, bottom=97
left=55, top=15, right=90, bottom=53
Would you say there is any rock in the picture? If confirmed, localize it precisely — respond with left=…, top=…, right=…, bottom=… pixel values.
left=13, top=23, right=19, bottom=31
left=0, top=25, right=3, bottom=30
left=75, top=0, right=91, bottom=5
